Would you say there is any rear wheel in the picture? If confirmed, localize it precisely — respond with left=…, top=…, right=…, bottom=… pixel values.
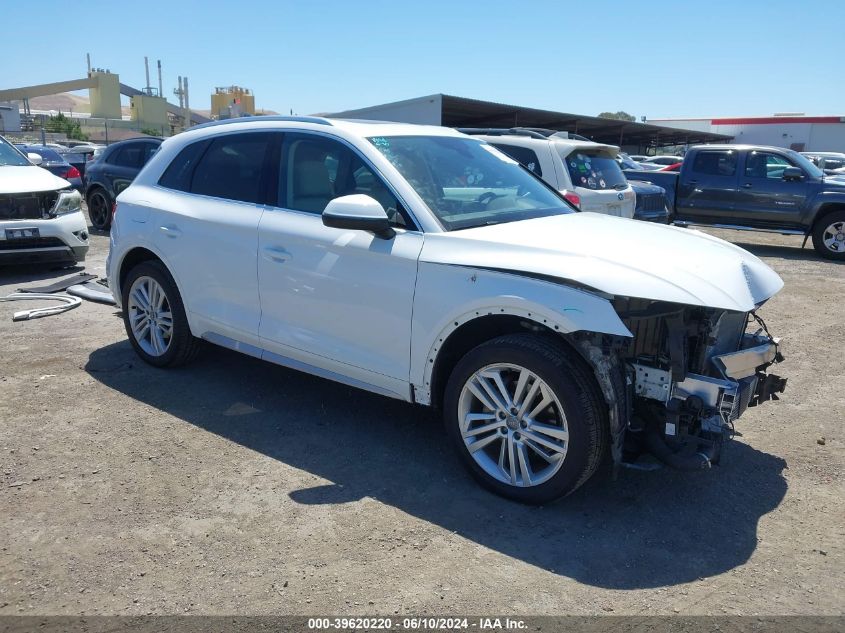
left=811, top=210, right=845, bottom=260
left=121, top=260, right=201, bottom=367
left=87, top=189, right=112, bottom=231
left=443, top=334, right=608, bottom=504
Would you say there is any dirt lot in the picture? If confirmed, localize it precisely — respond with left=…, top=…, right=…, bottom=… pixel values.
left=0, top=218, right=842, bottom=616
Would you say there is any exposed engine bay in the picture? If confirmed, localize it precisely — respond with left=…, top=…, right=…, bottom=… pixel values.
left=596, top=298, right=787, bottom=470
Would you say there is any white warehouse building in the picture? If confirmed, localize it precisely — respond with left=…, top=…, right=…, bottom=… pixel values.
left=647, top=114, right=845, bottom=153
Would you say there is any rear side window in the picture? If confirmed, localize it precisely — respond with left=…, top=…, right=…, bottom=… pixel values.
left=190, top=133, right=273, bottom=203
left=691, top=151, right=737, bottom=176
left=158, top=140, right=210, bottom=192
left=490, top=144, right=543, bottom=176
left=110, top=143, right=146, bottom=168
left=563, top=151, right=626, bottom=190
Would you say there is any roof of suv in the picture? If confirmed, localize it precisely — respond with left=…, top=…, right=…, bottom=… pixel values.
left=185, top=116, right=465, bottom=140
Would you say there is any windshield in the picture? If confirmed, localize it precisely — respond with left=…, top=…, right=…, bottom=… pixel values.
left=786, top=150, right=824, bottom=178
left=563, top=150, right=628, bottom=190
left=0, top=137, right=32, bottom=167
left=367, top=136, right=572, bottom=230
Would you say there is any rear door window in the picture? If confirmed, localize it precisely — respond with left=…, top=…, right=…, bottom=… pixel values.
left=563, top=151, right=626, bottom=190
left=190, top=132, right=274, bottom=204
left=691, top=151, right=738, bottom=176
left=110, top=144, right=146, bottom=168
left=490, top=144, right=543, bottom=176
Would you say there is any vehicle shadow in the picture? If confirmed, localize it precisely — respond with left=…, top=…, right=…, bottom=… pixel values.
left=86, top=341, right=788, bottom=590
left=730, top=241, right=844, bottom=264
left=0, top=264, right=88, bottom=288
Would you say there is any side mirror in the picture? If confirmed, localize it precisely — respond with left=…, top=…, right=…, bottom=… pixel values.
left=322, top=194, right=395, bottom=239
left=27, top=152, right=43, bottom=166
left=782, top=166, right=804, bottom=181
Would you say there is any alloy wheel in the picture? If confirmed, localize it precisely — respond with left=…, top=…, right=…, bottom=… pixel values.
left=127, top=276, right=174, bottom=357
left=457, top=363, right=569, bottom=487
left=821, top=220, right=845, bottom=253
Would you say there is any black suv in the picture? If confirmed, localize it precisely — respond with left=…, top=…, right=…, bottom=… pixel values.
left=84, top=137, right=161, bottom=230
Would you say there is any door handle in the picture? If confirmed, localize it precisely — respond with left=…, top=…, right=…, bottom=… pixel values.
left=742, top=183, right=753, bottom=189
left=159, top=225, right=182, bottom=238
left=262, top=246, right=291, bottom=263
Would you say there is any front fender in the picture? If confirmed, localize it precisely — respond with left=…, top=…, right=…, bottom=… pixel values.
left=410, top=262, right=632, bottom=399
left=805, top=191, right=845, bottom=228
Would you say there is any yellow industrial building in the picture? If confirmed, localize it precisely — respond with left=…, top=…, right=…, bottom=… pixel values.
left=212, top=86, right=255, bottom=119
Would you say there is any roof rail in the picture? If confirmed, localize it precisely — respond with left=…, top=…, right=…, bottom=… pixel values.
left=457, top=127, right=549, bottom=139
left=456, top=127, right=595, bottom=142
left=189, top=115, right=333, bottom=131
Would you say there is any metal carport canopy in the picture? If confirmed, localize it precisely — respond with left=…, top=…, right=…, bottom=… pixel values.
left=437, top=94, right=732, bottom=147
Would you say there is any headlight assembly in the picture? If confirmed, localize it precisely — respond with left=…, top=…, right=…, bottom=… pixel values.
left=52, top=190, right=82, bottom=216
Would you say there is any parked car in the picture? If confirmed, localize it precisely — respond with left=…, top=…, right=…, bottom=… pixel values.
left=57, top=144, right=104, bottom=179
left=0, top=135, right=89, bottom=265
left=801, top=152, right=845, bottom=174
left=107, top=117, right=787, bottom=504
left=460, top=128, right=635, bottom=218
left=15, top=144, right=83, bottom=191
left=624, top=145, right=845, bottom=259
left=84, top=137, right=162, bottom=230
left=628, top=154, right=650, bottom=162
left=641, top=155, right=684, bottom=167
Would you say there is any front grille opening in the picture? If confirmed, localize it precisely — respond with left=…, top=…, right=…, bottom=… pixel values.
left=0, top=191, right=60, bottom=220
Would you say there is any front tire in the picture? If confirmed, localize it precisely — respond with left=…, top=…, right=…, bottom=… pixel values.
left=443, top=334, right=608, bottom=504
left=811, top=210, right=845, bottom=260
left=122, top=260, right=201, bottom=368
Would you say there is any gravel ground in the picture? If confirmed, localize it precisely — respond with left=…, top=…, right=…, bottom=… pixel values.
left=0, top=217, right=842, bottom=616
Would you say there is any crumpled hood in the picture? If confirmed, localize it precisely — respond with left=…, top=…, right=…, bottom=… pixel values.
left=421, top=213, right=784, bottom=312
left=0, top=165, right=71, bottom=194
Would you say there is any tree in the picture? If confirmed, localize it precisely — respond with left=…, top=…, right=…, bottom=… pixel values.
left=44, top=112, right=89, bottom=141
left=598, top=111, right=636, bottom=122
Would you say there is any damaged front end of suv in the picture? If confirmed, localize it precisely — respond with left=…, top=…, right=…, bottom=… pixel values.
left=604, top=298, right=787, bottom=470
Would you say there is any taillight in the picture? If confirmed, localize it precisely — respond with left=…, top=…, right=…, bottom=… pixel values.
left=562, top=190, right=581, bottom=209
left=63, top=166, right=81, bottom=179
left=112, top=202, right=117, bottom=218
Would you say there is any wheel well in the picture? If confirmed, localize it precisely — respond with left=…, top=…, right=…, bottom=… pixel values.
left=429, top=314, right=565, bottom=409
left=85, top=184, right=106, bottom=201
left=119, top=247, right=161, bottom=296
left=812, top=204, right=845, bottom=230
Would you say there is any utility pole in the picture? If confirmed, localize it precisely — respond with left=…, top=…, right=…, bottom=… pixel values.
left=157, top=60, right=163, bottom=98
left=183, top=76, right=190, bottom=129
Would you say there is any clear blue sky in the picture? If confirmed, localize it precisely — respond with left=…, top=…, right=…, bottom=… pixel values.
left=3, top=0, right=843, bottom=119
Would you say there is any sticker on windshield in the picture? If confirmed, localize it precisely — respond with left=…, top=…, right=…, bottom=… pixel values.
left=599, top=179, right=606, bottom=188
left=587, top=177, right=597, bottom=189
left=371, top=137, right=390, bottom=149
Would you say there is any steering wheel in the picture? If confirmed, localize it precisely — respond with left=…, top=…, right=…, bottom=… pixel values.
left=476, top=192, right=502, bottom=205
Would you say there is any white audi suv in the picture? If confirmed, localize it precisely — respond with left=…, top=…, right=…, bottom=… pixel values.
left=107, top=117, right=787, bottom=504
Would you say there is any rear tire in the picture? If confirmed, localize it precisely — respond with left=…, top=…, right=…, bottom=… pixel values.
left=443, top=333, right=608, bottom=504
left=121, top=260, right=201, bottom=368
left=87, top=189, right=112, bottom=231
left=811, top=210, right=845, bottom=260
